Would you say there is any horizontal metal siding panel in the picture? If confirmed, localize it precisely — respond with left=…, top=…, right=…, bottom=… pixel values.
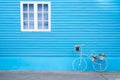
left=0, top=0, right=120, bottom=57
left=1, top=0, right=120, bottom=2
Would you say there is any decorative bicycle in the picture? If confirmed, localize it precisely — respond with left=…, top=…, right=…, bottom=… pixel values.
left=72, top=44, right=87, bottom=71
left=72, top=44, right=108, bottom=72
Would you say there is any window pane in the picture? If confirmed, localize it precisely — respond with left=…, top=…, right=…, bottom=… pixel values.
left=44, top=4, right=48, bottom=11
left=23, top=21, right=28, bottom=29
left=29, top=21, right=34, bottom=29
left=23, top=13, right=28, bottom=20
left=44, top=13, right=48, bottom=20
left=38, top=13, right=42, bottom=20
left=29, top=4, right=34, bottom=12
left=44, top=22, right=48, bottom=29
left=38, top=4, right=42, bottom=12
left=38, top=22, right=42, bottom=29
left=29, top=13, right=34, bottom=20
left=23, top=4, right=28, bottom=11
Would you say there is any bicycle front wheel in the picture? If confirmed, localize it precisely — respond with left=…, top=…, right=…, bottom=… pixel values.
left=72, top=58, right=87, bottom=71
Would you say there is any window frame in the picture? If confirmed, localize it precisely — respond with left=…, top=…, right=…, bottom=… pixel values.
left=20, top=1, right=51, bottom=32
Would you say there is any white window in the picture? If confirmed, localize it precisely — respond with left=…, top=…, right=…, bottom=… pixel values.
left=20, top=2, right=51, bottom=32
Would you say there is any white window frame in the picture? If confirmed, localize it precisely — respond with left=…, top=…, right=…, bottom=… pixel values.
left=20, top=1, right=51, bottom=32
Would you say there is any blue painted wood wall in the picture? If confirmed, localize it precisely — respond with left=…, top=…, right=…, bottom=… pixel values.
left=0, top=0, right=120, bottom=71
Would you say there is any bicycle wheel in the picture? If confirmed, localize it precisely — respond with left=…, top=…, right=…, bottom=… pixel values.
left=72, top=58, right=87, bottom=71
left=92, top=59, right=108, bottom=72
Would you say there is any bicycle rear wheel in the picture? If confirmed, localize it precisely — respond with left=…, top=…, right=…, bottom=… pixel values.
left=72, top=58, right=87, bottom=71
left=92, top=59, right=108, bottom=72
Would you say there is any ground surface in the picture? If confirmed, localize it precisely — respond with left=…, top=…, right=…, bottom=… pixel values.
left=0, top=71, right=120, bottom=80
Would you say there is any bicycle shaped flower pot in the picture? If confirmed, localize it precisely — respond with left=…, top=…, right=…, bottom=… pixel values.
left=72, top=44, right=108, bottom=72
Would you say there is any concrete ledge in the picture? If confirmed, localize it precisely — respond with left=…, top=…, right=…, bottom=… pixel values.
left=0, top=71, right=120, bottom=80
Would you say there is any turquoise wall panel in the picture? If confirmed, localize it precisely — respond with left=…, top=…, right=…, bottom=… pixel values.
left=0, top=0, right=120, bottom=71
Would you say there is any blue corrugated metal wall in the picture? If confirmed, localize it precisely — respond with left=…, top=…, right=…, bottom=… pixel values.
left=0, top=0, right=120, bottom=71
